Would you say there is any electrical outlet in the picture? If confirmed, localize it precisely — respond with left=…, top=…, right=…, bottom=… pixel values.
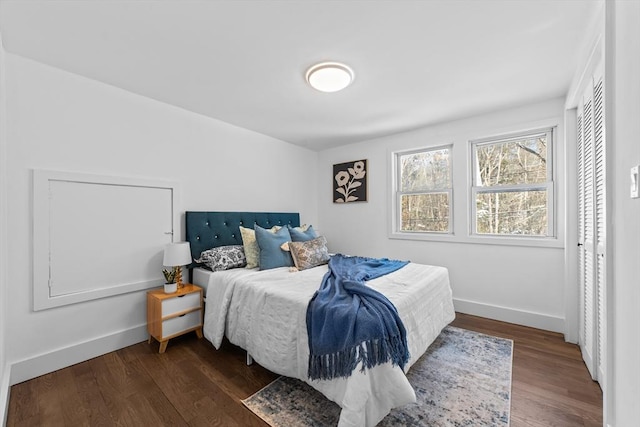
left=631, top=165, right=639, bottom=198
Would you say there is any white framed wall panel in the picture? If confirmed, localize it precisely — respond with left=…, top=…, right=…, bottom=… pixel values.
left=33, top=170, right=180, bottom=310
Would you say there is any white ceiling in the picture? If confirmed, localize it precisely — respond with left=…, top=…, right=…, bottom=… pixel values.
left=0, top=0, right=601, bottom=151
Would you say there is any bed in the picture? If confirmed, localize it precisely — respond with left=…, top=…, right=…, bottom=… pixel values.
left=186, top=211, right=455, bottom=427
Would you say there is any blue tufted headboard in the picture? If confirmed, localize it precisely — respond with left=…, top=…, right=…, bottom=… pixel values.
left=185, top=211, right=300, bottom=266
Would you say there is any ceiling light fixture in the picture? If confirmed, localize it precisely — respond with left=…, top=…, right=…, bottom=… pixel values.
left=305, top=62, right=354, bottom=93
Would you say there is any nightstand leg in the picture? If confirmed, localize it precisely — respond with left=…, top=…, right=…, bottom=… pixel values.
left=148, top=335, right=152, bottom=344
left=159, top=340, right=168, bottom=353
left=195, top=327, right=203, bottom=339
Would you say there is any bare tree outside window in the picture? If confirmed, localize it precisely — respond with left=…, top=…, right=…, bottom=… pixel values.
left=397, top=147, right=452, bottom=233
left=472, top=130, right=553, bottom=236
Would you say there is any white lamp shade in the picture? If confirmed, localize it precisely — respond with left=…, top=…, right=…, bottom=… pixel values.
left=163, top=242, right=192, bottom=267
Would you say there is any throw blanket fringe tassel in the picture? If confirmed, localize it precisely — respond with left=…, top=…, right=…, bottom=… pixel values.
left=309, top=335, right=408, bottom=381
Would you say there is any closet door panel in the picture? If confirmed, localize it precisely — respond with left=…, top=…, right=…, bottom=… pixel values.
left=577, top=69, right=605, bottom=385
left=593, top=75, right=606, bottom=383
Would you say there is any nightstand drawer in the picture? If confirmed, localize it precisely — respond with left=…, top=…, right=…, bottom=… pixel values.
left=162, top=291, right=200, bottom=316
left=162, top=310, right=201, bottom=338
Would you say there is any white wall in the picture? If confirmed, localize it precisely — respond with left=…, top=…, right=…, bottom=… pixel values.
left=609, top=1, right=640, bottom=425
left=317, top=99, right=567, bottom=333
left=0, top=34, right=11, bottom=424
left=4, top=53, right=317, bottom=384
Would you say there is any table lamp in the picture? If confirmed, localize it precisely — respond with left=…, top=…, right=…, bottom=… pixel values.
left=163, top=242, right=192, bottom=289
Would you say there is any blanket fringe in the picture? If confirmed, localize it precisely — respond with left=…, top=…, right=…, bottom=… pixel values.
left=308, top=335, right=409, bottom=381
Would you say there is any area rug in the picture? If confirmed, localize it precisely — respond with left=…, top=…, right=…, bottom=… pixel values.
left=242, top=326, right=513, bottom=426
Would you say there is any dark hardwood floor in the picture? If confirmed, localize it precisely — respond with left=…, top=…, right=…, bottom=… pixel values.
left=452, top=314, right=602, bottom=427
left=7, top=313, right=602, bottom=426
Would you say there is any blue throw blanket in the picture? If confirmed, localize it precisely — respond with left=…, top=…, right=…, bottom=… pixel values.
left=306, top=254, right=410, bottom=380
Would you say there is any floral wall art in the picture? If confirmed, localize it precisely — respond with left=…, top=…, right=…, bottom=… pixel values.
left=333, top=159, right=367, bottom=203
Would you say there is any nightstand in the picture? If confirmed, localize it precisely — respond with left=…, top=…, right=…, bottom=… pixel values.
left=147, top=284, right=203, bottom=353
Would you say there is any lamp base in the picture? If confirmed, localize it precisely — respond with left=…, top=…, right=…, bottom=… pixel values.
left=176, top=266, right=184, bottom=289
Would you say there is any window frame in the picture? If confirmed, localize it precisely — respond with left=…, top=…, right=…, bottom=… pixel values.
left=393, top=144, right=454, bottom=235
left=469, top=128, right=555, bottom=239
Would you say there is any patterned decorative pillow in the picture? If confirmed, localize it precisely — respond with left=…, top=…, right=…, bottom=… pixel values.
left=240, top=225, right=281, bottom=269
left=196, top=245, right=246, bottom=272
left=288, top=236, right=330, bottom=271
left=288, top=224, right=319, bottom=242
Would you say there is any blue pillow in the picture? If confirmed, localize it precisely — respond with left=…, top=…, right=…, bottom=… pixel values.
left=255, top=224, right=293, bottom=270
left=288, top=224, right=318, bottom=242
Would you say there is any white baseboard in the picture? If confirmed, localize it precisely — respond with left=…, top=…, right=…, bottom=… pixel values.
left=453, top=298, right=565, bottom=334
left=10, top=324, right=148, bottom=386
left=1, top=362, right=10, bottom=426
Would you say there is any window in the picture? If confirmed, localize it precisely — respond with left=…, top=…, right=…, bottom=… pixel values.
left=471, top=129, right=554, bottom=237
left=394, top=146, right=452, bottom=233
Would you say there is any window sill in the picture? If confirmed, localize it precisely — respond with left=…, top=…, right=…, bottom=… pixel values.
left=388, top=231, right=564, bottom=249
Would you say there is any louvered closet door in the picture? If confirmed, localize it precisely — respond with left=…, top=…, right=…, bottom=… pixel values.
left=592, top=71, right=606, bottom=384
left=578, top=82, right=597, bottom=380
left=577, top=67, right=606, bottom=384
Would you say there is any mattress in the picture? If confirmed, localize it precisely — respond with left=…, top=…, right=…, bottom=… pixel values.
left=198, top=263, right=455, bottom=427
left=192, top=266, right=216, bottom=297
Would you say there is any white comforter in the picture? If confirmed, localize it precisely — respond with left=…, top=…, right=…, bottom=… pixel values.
left=202, top=263, right=455, bottom=427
